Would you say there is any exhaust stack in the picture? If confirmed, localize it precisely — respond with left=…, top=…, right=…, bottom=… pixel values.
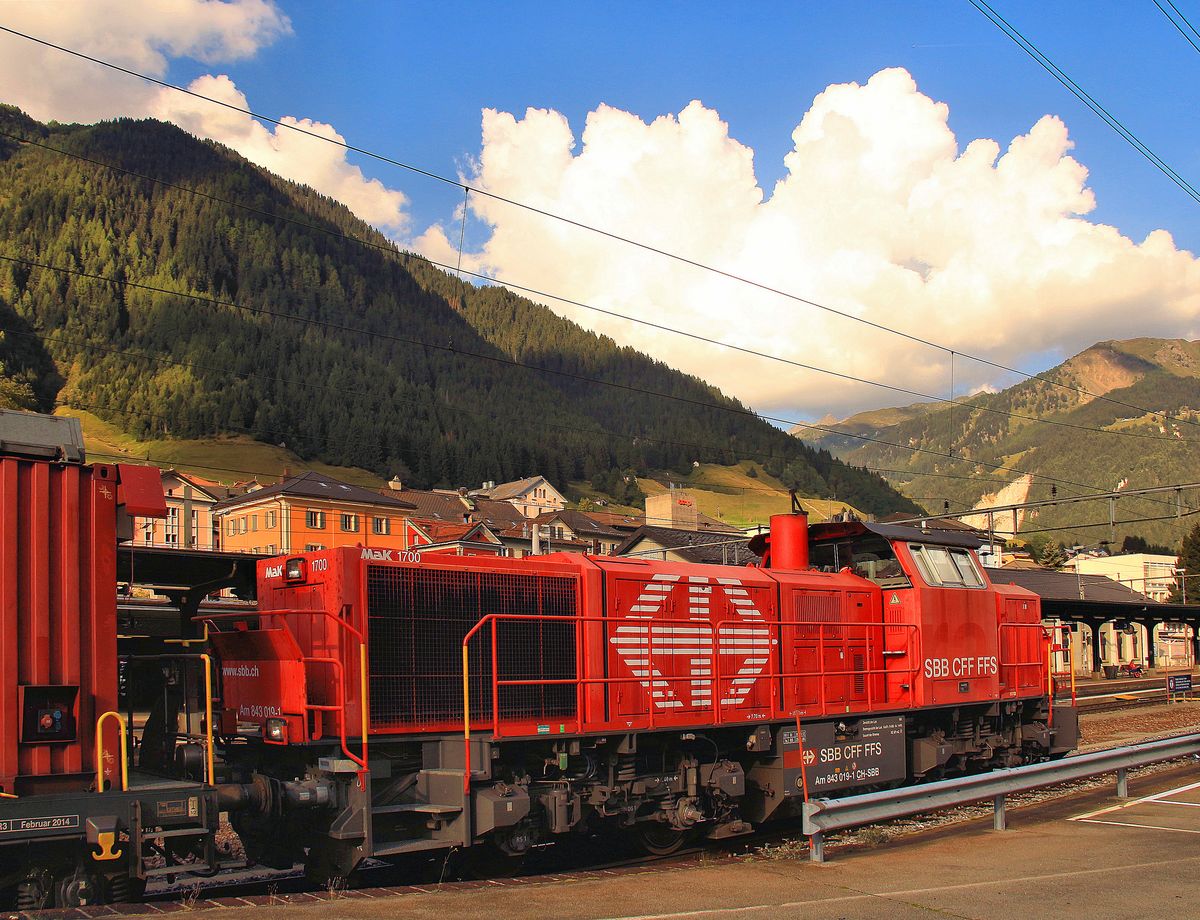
left=768, top=512, right=809, bottom=570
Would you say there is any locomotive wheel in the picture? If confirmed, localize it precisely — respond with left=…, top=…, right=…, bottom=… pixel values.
left=15, top=869, right=52, bottom=912
left=55, top=866, right=101, bottom=907
left=105, top=872, right=146, bottom=905
left=635, top=824, right=688, bottom=856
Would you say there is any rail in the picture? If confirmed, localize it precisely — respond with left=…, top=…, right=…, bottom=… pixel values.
left=95, top=710, right=129, bottom=792
left=195, top=608, right=369, bottom=780
left=801, top=732, right=1200, bottom=862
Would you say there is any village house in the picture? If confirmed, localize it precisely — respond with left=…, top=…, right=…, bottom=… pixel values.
left=212, top=471, right=418, bottom=555
left=613, top=491, right=751, bottom=563
left=134, top=469, right=243, bottom=550
left=469, top=476, right=567, bottom=519
left=519, top=509, right=626, bottom=555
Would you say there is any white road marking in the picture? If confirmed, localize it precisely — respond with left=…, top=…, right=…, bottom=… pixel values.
left=1073, top=818, right=1200, bottom=835
left=599, top=854, right=1200, bottom=920
left=1069, top=779, right=1200, bottom=821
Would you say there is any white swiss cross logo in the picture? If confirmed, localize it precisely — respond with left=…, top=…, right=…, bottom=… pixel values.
left=609, top=574, right=775, bottom=710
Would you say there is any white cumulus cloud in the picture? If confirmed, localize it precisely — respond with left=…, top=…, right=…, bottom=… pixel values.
left=448, top=68, right=1200, bottom=420
left=0, top=0, right=409, bottom=233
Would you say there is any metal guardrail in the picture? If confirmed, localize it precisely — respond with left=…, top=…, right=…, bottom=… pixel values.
left=801, top=732, right=1200, bottom=862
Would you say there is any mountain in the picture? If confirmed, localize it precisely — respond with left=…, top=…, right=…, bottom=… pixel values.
left=0, top=104, right=918, bottom=517
left=793, top=338, right=1200, bottom=547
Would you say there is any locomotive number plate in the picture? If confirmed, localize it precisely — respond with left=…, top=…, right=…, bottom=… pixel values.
left=783, top=715, right=906, bottom=792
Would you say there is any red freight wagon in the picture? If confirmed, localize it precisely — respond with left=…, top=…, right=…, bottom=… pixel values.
left=0, top=423, right=163, bottom=795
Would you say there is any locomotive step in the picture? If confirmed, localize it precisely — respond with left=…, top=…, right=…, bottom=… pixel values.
left=371, top=803, right=463, bottom=816
left=141, top=826, right=214, bottom=840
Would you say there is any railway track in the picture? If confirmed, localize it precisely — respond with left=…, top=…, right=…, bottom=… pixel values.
left=94, top=688, right=1198, bottom=914
left=1073, top=675, right=1194, bottom=713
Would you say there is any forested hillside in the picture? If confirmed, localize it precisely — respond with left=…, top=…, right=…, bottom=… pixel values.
left=0, top=104, right=916, bottom=515
left=794, top=339, right=1200, bottom=546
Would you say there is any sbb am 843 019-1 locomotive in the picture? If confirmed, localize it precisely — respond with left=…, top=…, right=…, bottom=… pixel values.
left=210, top=511, right=1078, bottom=879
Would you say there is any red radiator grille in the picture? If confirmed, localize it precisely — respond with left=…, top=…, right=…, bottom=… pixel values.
left=366, top=564, right=577, bottom=732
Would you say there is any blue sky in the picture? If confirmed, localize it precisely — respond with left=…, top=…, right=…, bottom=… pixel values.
left=186, top=1, right=1200, bottom=253
left=4, top=1, right=1200, bottom=418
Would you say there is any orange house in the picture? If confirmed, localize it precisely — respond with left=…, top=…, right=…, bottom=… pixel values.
left=212, top=471, right=418, bottom=555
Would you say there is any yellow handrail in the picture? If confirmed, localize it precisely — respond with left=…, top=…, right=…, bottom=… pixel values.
left=462, top=644, right=470, bottom=793
left=95, top=711, right=129, bottom=792
left=200, top=654, right=215, bottom=785
left=360, top=644, right=369, bottom=766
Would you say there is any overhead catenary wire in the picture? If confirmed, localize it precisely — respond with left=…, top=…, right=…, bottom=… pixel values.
left=9, top=251, right=1185, bottom=513
left=3, top=326, right=1007, bottom=502
left=2, top=25, right=1198, bottom=435
left=0, top=129, right=1188, bottom=448
left=1153, top=0, right=1200, bottom=54
left=968, top=0, right=1200, bottom=207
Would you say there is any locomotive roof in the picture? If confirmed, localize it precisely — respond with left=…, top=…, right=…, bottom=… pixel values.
left=806, top=519, right=987, bottom=549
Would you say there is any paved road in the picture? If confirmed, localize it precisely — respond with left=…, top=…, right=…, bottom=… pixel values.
left=94, top=763, right=1200, bottom=920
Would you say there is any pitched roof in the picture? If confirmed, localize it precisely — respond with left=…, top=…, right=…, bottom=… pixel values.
left=989, top=567, right=1160, bottom=604
left=495, top=520, right=590, bottom=547
left=584, top=510, right=645, bottom=532
left=212, top=470, right=417, bottom=512
left=393, top=488, right=471, bottom=522
left=163, top=469, right=244, bottom=501
left=585, top=510, right=741, bottom=534
left=476, top=476, right=557, bottom=501
left=614, top=525, right=755, bottom=565
left=470, top=499, right=526, bottom=530
left=414, top=521, right=500, bottom=543
left=527, top=509, right=624, bottom=538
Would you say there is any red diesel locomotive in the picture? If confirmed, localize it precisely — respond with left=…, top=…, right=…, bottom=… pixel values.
left=210, top=510, right=1078, bottom=878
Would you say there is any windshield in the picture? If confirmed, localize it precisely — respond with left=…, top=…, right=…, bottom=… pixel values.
left=907, top=543, right=985, bottom=588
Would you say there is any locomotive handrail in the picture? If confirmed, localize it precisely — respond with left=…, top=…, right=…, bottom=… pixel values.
left=95, top=710, right=129, bottom=792
left=301, top=655, right=367, bottom=773
left=195, top=608, right=369, bottom=775
left=460, top=613, right=943, bottom=764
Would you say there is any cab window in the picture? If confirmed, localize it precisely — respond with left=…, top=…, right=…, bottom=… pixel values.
left=810, top=536, right=911, bottom=588
left=907, top=543, right=985, bottom=588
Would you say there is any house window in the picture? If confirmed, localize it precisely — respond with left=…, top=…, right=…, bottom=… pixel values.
left=165, top=508, right=179, bottom=545
left=266, top=544, right=277, bottom=555
left=304, top=543, right=325, bottom=552
left=306, top=510, right=326, bottom=529
left=266, top=510, right=277, bottom=529
left=341, top=513, right=359, bottom=532
left=142, top=522, right=153, bottom=545
left=250, top=514, right=258, bottom=532
left=238, top=517, right=248, bottom=535
left=372, top=516, right=390, bottom=535
left=190, top=510, right=199, bottom=546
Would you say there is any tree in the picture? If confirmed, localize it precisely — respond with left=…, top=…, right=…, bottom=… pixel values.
left=1121, top=534, right=1174, bottom=556
left=1039, top=541, right=1069, bottom=570
left=1168, top=521, right=1200, bottom=604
